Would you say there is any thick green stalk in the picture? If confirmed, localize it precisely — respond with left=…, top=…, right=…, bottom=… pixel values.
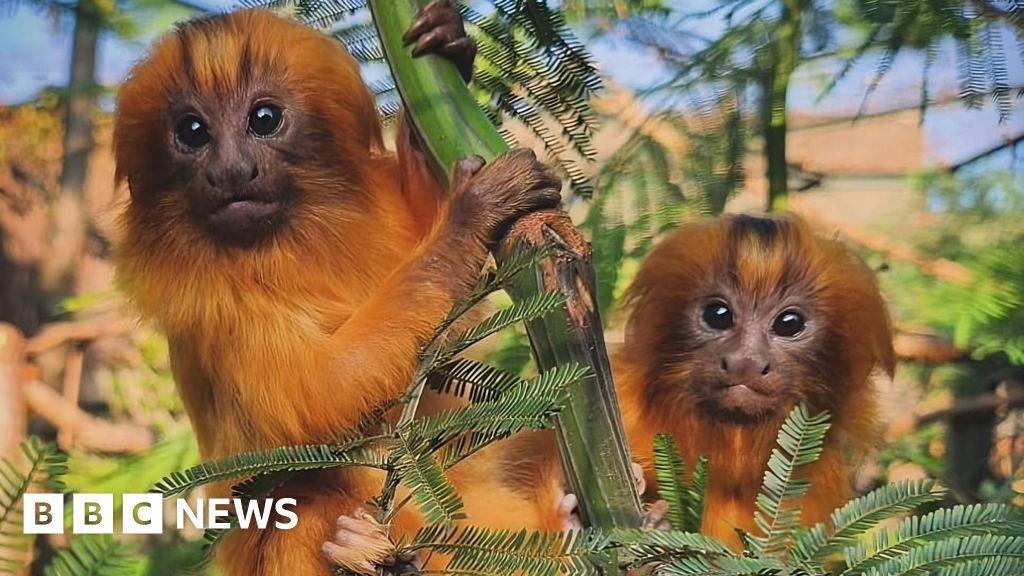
left=369, top=0, right=507, bottom=185
left=370, top=0, right=643, bottom=531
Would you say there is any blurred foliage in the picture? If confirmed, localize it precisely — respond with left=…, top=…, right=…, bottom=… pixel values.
left=892, top=170, right=1024, bottom=363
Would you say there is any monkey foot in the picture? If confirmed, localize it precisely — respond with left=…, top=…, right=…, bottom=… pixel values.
left=642, top=500, right=672, bottom=531
left=557, top=492, right=583, bottom=531
left=322, top=509, right=420, bottom=575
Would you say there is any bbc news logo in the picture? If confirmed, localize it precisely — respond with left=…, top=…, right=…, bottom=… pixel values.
left=23, top=494, right=298, bottom=534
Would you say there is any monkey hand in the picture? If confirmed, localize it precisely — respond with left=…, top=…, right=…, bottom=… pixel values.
left=449, top=148, right=562, bottom=247
left=405, top=0, right=477, bottom=82
left=322, top=509, right=421, bottom=575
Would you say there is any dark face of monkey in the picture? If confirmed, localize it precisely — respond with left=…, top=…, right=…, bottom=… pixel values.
left=169, top=93, right=294, bottom=245
left=680, top=275, right=826, bottom=422
left=623, top=214, right=893, bottom=425
left=115, top=11, right=384, bottom=249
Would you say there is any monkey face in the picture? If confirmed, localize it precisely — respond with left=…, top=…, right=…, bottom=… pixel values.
left=623, top=214, right=894, bottom=427
left=675, top=288, right=826, bottom=423
left=167, top=95, right=295, bottom=246
left=115, top=10, right=384, bottom=250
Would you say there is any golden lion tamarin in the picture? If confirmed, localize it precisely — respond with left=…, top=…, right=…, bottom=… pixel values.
left=112, top=5, right=568, bottom=575
left=615, top=213, right=894, bottom=546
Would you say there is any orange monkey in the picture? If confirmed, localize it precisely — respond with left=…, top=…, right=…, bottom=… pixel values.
left=615, top=213, right=894, bottom=546
left=113, top=5, right=568, bottom=575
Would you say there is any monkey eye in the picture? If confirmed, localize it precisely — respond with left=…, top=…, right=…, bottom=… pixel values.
left=701, top=301, right=734, bottom=331
left=772, top=309, right=806, bottom=338
left=174, top=114, right=210, bottom=149
left=248, top=103, right=283, bottom=137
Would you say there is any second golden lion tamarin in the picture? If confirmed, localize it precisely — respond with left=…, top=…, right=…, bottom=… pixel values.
left=616, top=213, right=894, bottom=545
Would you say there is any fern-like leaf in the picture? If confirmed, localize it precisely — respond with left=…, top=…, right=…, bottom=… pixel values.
left=410, top=524, right=607, bottom=575
left=437, top=291, right=567, bottom=362
left=426, top=358, right=524, bottom=404
left=857, top=534, right=1024, bottom=576
left=1, top=438, right=67, bottom=575
left=152, top=443, right=386, bottom=497
left=42, top=535, right=143, bottom=576
left=792, top=479, right=943, bottom=564
left=391, top=434, right=465, bottom=526
left=843, top=504, right=1024, bottom=575
left=750, top=404, right=831, bottom=557
left=653, top=434, right=689, bottom=530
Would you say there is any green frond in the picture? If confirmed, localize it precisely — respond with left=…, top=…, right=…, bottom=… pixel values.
left=431, top=243, right=552, bottom=345
left=932, top=557, right=1024, bottom=576
left=609, top=527, right=733, bottom=558
left=152, top=443, right=386, bottom=497
left=391, top=434, right=465, bottom=526
left=653, top=434, right=689, bottom=530
left=651, top=435, right=707, bottom=533
left=843, top=503, right=1024, bottom=575
left=410, top=363, right=586, bottom=451
left=409, top=524, right=608, bottom=575
left=659, top=554, right=787, bottom=576
left=426, top=358, right=525, bottom=403
left=42, top=535, right=143, bottom=576
left=1, top=438, right=67, bottom=575
left=792, top=479, right=943, bottom=563
left=856, top=535, right=1024, bottom=576
left=750, top=404, right=831, bottom=557
left=438, top=291, right=567, bottom=361
left=432, top=360, right=589, bottom=469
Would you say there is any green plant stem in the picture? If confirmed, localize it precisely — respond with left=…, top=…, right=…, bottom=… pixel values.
left=371, top=0, right=642, bottom=532
left=368, top=0, right=507, bottom=184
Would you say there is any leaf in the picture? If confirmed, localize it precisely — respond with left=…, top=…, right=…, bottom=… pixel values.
left=1, top=438, right=67, bottom=575
left=750, top=404, right=831, bottom=557
left=152, top=442, right=386, bottom=497
left=792, top=479, right=942, bottom=564
left=391, top=434, right=465, bottom=526
left=43, top=535, right=143, bottom=576
left=843, top=504, right=1024, bottom=575
left=438, top=291, right=567, bottom=362
left=426, top=358, right=524, bottom=404
left=410, top=524, right=608, bottom=575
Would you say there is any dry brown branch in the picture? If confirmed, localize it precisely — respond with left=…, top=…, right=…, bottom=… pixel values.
left=24, top=316, right=136, bottom=356
left=24, top=380, right=153, bottom=454
left=57, top=346, right=85, bottom=450
left=0, top=323, right=27, bottom=464
left=894, top=331, right=969, bottom=363
left=917, top=390, right=1024, bottom=426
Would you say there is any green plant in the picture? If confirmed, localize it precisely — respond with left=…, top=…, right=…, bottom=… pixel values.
left=1, top=438, right=145, bottom=576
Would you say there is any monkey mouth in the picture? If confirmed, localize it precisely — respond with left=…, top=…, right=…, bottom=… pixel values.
left=202, top=194, right=291, bottom=245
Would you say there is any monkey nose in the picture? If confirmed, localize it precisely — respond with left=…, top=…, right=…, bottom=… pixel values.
left=206, top=162, right=259, bottom=190
left=720, top=355, right=771, bottom=379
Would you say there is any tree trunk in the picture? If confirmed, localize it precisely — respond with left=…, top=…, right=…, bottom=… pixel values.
left=763, top=0, right=804, bottom=213
left=45, top=0, right=101, bottom=295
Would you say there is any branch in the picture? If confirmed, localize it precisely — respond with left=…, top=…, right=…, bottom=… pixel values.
left=25, top=315, right=136, bottom=355
left=501, top=209, right=643, bottom=529
left=894, top=331, right=969, bottom=363
left=24, top=380, right=153, bottom=454
left=917, top=388, right=1024, bottom=426
left=0, top=323, right=27, bottom=465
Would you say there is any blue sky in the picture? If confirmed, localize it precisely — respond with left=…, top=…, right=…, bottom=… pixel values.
left=1, top=2, right=1022, bottom=170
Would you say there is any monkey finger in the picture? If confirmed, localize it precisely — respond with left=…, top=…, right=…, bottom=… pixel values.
left=410, top=26, right=462, bottom=58
left=322, top=541, right=381, bottom=575
left=631, top=462, right=647, bottom=495
left=557, top=492, right=583, bottom=532
left=451, top=155, right=486, bottom=189
left=403, top=0, right=459, bottom=44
